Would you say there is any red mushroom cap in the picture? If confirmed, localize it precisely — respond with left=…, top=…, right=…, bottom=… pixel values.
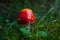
left=17, top=8, right=35, bottom=24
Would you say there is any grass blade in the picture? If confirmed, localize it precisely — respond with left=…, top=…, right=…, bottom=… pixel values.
left=32, top=7, right=54, bottom=31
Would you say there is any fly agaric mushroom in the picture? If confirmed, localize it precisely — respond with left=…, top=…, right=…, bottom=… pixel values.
left=17, top=8, right=35, bottom=24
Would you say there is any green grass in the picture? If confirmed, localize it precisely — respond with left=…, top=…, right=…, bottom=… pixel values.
left=0, top=1, right=60, bottom=40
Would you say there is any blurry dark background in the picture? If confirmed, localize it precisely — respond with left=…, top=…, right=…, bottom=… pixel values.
left=0, top=0, right=60, bottom=40
left=0, top=0, right=57, bottom=19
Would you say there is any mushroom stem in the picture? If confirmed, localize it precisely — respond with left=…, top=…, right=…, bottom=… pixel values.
left=26, top=23, right=31, bottom=32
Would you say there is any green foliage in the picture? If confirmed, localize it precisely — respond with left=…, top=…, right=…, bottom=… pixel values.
left=20, top=28, right=30, bottom=35
left=36, top=31, right=47, bottom=37
left=0, top=0, right=60, bottom=40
